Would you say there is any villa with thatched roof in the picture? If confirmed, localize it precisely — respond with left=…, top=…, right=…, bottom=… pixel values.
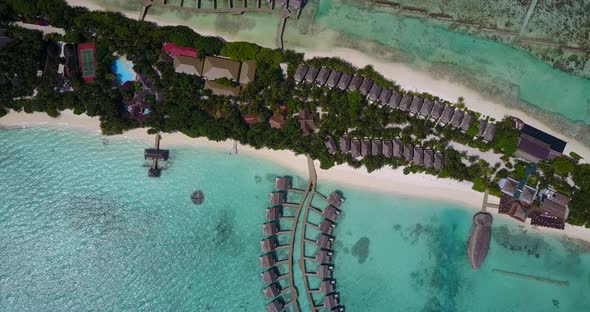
left=439, top=106, right=454, bottom=125
left=351, top=139, right=361, bottom=158
left=317, top=234, right=334, bottom=249
left=297, top=109, right=319, bottom=136
left=399, top=94, right=413, bottom=111
left=265, top=207, right=281, bottom=221
left=205, top=80, right=241, bottom=97
left=294, top=64, right=309, bottom=82
left=388, top=91, right=402, bottom=109
left=450, top=110, right=464, bottom=128
left=316, top=67, right=331, bottom=86
left=275, top=177, right=290, bottom=190
left=320, top=280, right=336, bottom=294
left=317, top=264, right=334, bottom=278
left=319, top=219, right=336, bottom=235
left=372, top=139, right=382, bottom=156
left=339, top=136, right=351, bottom=154
left=269, top=113, right=286, bottom=129
left=361, top=139, right=371, bottom=157
left=328, top=191, right=344, bottom=208
left=477, top=119, right=488, bottom=137
left=263, top=284, right=281, bottom=300
left=262, top=222, right=279, bottom=236
left=419, top=99, right=434, bottom=119
left=325, top=136, right=338, bottom=155
left=269, top=192, right=285, bottom=205
left=202, top=56, right=240, bottom=81
left=368, top=84, right=383, bottom=103
left=259, top=253, right=277, bottom=268
left=326, top=70, right=342, bottom=88
left=409, top=96, right=424, bottom=116
left=460, top=113, right=474, bottom=133
left=260, top=237, right=277, bottom=252
left=393, top=139, right=403, bottom=158
left=305, top=67, right=319, bottom=84
left=424, top=149, right=434, bottom=168
left=174, top=55, right=203, bottom=76
left=483, top=123, right=496, bottom=142
left=261, top=267, right=279, bottom=284
left=347, top=75, right=363, bottom=92
left=383, top=141, right=393, bottom=158
left=378, top=89, right=392, bottom=105
left=323, top=205, right=340, bottom=221
left=241, top=113, right=259, bottom=125
left=434, top=153, right=444, bottom=170
left=239, top=60, right=257, bottom=85
left=413, top=147, right=424, bottom=166
left=337, top=73, right=352, bottom=90
left=359, top=78, right=373, bottom=96
left=429, top=101, right=444, bottom=121
left=266, top=300, right=284, bottom=312
left=403, top=143, right=414, bottom=162
left=324, top=294, right=340, bottom=309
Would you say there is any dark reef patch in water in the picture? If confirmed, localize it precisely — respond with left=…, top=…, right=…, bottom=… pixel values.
left=351, top=237, right=370, bottom=264
left=393, top=224, right=402, bottom=231
left=493, top=225, right=551, bottom=258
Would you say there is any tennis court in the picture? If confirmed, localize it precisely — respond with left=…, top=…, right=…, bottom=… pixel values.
left=80, top=49, right=95, bottom=77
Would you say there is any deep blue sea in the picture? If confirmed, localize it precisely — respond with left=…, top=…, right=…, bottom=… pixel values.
left=1, top=127, right=589, bottom=311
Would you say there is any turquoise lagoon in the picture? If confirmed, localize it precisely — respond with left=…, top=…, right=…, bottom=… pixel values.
left=1, top=127, right=589, bottom=311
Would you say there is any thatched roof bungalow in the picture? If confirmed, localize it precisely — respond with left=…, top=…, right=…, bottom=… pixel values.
left=477, top=119, right=488, bottom=137
left=316, top=67, right=331, bottom=86
left=368, top=84, right=382, bottom=102
left=403, top=143, right=414, bottom=162
left=174, top=55, right=204, bottom=76
left=413, top=147, right=424, bottom=166
left=259, top=253, right=276, bottom=268
left=317, top=264, right=334, bottom=278
left=202, top=56, right=241, bottom=81
left=325, top=136, right=338, bottom=155
left=275, top=177, right=290, bottom=190
left=424, top=149, right=434, bottom=168
left=263, top=283, right=281, bottom=300
left=439, top=106, right=454, bottom=125
left=304, top=67, right=319, bottom=84
left=269, top=113, right=286, bottom=130
left=337, top=73, right=352, bottom=90
left=429, top=101, right=444, bottom=121
left=262, top=222, right=279, bottom=236
left=317, top=233, right=334, bottom=249
left=460, top=113, right=474, bottom=133
left=419, top=99, right=434, bottom=119
left=205, top=80, right=241, bottom=97
left=319, top=219, right=336, bottom=235
left=434, top=153, right=444, bottom=170
left=239, top=60, right=257, bottom=85
left=266, top=300, right=284, bottom=312
left=260, top=267, right=279, bottom=284
left=297, top=109, right=319, bottom=136
left=339, top=136, right=351, bottom=154
left=324, top=294, right=340, bottom=309
left=393, top=139, right=403, bottom=158
left=382, top=140, right=393, bottom=158
left=260, top=237, right=277, bottom=252
left=359, top=78, right=373, bottom=96
left=351, top=139, right=361, bottom=158
left=315, top=250, right=333, bottom=263
left=347, top=75, right=363, bottom=92
left=371, top=139, right=382, bottom=156
left=323, top=205, right=340, bottom=221
left=266, top=207, right=282, bottom=221
left=320, top=280, right=336, bottom=294
left=326, top=70, right=342, bottom=88
left=378, top=89, right=392, bottom=105
left=450, top=110, right=464, bottom=128
left=388, top=91, right=402, bottom=109
left=269, top=192, right=285, bottom=205
left=294, top=64, right=309, bottom=82
left=361, top=139, right=371, bottom=157
left=399, top=94, right=413, bottom=111
left=409, top=96, right=424, bottom=116
left=483, top=123, right=496, bottom=142
left=328, top=192, right=344, bottom=208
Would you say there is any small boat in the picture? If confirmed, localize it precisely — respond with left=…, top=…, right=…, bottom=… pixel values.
left=467, top=212, right=493, bottom=271
left=191, top=191, right=204, bottom=205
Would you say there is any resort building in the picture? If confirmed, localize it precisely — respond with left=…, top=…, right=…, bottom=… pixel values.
left=63, top=44, right=78, bottom=81
left=259, top=253, right=277, bottom=268
left=239, top=60, right=257, bottom=85
left=269, top=192, right=285, bottom=205
left=202, top=56, right=241, bottom=81
left=323, top=294, right=340, bottom=310
left=294, top=64, right=309, bottom=82
left=323, top=205, right=340, bottom=221
left=371, top=139, right=382, bottom=156
left=460, top=113, right=474, bottom=132
left=477, top=119, right=488, bottom=138
left=498, top=177, right=538, bottom=205
left=382, top=140, right=393, bottom=158
left=317, top=234, right=334, bottom=249
left=521, top=124, right=567, bottom=156
left=439, top=105, right=454, bottom=125
left=531, top=190, right=570, bottom=229
left=482, top=123, right=496, bottom=143
left=304, top=67, right=319, bottom=84
left=241, top=113, right=259, bottom=125
left=261, top=267, right=279, bottom=284
left=326, top=70, right=342, bottom=89
left=361, top=139, right=371, bottom=157
left=297, top=109, right=319, bottom=135
left=266, top=300, right=284, bottom=312
left=434, top=153, right=445, bottom=170
left=316, top=67, right=331, bottom=86
left=327, top=192, right=344, bottom=208
left=359, top=78, right=373, bottom=96
left=317, top=264, right=334, bottom=278
left=325, top=136, right=338, bottom=155
left=387, top=91, right=402, bottom=109
left=339, top=136, right=351, bottom=154
left=77, top=42, right=96, bottom=82
left=450, top=110, right=464, bottom=128
left=368, top=84, right=382, bottom=103
left=319, top=219, right=336, bottom=235
left=409, top=96, right=424, bottom=116
left=424, top=149, right=434, bottom=168
left=413, top=147, right=424, bottom=166
left=275, top=177, right=290, bottom=190
left=314, top=250, right=334, bottom=263
left=42, top=40, right=59, bottom=75
left=399, top=94, right=413, bottom=111
left=351, top=139, right=361, bottom=158
left=419, top=98, right=433, bottom=119
left=392, top=140, right=403, bottom=158
left=320, top=280, right=336, bottom=294
left=260, top=237, right=277, bottom=252
left=263, top=284, right=281, bottom=300
left=336, top=73, right=352, bottom=90
left=378, top=88, right=392, bottom=105
left=515, top=134, right=551, bottom=163
left=347, top=75, right=363, bottom=92
left=262, top=222, right=279, bottom=236
left=269, top=113, right=286, bottom=129
left=204, top=80, right=241, bottom=97
left=162, top=42, right=198, bottom=58
left=265, top=207, right=281, bottom=221
left=174, top=55, right=204, bottom=75
left=499, top=177, right=519, bottom=197
left=403, top=143, right=414, bottom=162
left=429, top=101, right=444, bottom=121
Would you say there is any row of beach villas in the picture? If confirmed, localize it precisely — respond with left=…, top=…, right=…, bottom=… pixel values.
left=163, top=43, right=257, bottom=97
left=325, top=136, right=445, bottom=170
left=261, top=178, right=345, bottom=312
left=294, top=64, right=496, bottom=143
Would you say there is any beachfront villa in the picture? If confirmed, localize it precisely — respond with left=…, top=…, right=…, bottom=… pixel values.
left=297, top=109, right=319, bottom=135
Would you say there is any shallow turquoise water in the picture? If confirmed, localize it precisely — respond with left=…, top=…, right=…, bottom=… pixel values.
left=1, top=127, right=589, bottom=311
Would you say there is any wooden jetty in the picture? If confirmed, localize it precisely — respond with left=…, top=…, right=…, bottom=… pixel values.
left=493, top=269, right=569, bottom=287
left=467, top=212, right=493, bottom=271
left=144, top=133, right=169, bottom=177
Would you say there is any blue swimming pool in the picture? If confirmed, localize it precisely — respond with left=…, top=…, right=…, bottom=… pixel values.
left=111, top=59, right=135, bottom=85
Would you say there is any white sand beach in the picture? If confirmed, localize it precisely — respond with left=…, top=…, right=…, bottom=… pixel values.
left=2, top=110, right=589, bottom=244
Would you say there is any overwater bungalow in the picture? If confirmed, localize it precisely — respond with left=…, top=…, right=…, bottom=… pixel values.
left=316, top=67, right=331, bottom=86
left=460, top=113, right=474, bottom=133
left=144, top=149, right=169, bottom=161
left=368, top=84, right=382, bottom=103
left=261, top=267, right=279, bottom=284
left=424, top=149, right=434, bottom=168
left=413, top=147, right=424, bottom=166
left=317, top=233, right=335, bottom=249
left=289, top=0, right=303, bottom=9
left=351, top=139, right=361, bottom=158
left=337, top=73, right=352, bottom=90
left=305, top=67, right=319, bottom=84
left=269, top=192, right=285, bottom=205
left=320, top=280, right=336, bottom=294
left=378, top=89, right=392, bottom=105
left=483, top=123, right=496, bottom=143
left=319, top=219, right=336, bottom=235
left=371, top=139, right=382, bottom=156
left=327, top=70, right=342, bottom=88
left=259, top=253, right=277, bottom=269
left=361, top=139, right=371, bottom=157
left=450, top=110, right=465, bottom=128
left=294, top=64, right=309, bottom=82
left=266, top=207, right=282, bottom=221
left=420, top=99, right=434, bottom=119
left=382, top=141, right=393, bottom=158
left=275, top=177, right=290, bottom=191
left=328, top=192, right=344, bottom=208
left=262, top=222, right=279, bottom=236
left=339, top=136, right=351, bottom=154
left=325, top=136, right=338, bottom=155
left=316, top=264, right=334, bottom=278
left=266, top=300, right=284, bottom=312
left=263, top=283, right=281, bottom=300
left=434, top=153, right=445, bottom=170
left=393, top=139, right=403, bottom=158
left=403, top=143, right=414, bottom=162
left=477, top=119, right=488, bottom=137
left=359, top=78, right=373, bottom=96
left=260, top=237, right=277, bottom=253
left=388, top=91, right=402, bottom=109
left=409, top=96, right=424, bottom=116
left=315, top=250, right=334, bottom=263
left=467, top=212, right=493, bottom=270
left=347, top=75, right=363, bottom=92
left=399, top=94, right=413, bottom=111
left=439, top=105, right=454, bottom=125
left=324, top=294, right=340, bottom=309
left=323, top=205, right=340, bottom=221
left=429, top=101, right=444, bottom=121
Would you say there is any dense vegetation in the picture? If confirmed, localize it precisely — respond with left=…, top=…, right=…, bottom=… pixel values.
left=1, top=0, right=589, bottom=227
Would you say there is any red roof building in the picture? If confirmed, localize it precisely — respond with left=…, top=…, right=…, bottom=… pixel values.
left=77, top=42, right=97, bottom=82
left=242, top=114, right=259, bottom=125
left=162, top=42, right=198, bottom=58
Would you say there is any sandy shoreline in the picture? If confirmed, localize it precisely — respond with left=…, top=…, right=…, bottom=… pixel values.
left=2, top=110, right=589, bottom=244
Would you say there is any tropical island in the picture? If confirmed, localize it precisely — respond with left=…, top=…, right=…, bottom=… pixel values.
left=1, top=0, right=589, bottom=231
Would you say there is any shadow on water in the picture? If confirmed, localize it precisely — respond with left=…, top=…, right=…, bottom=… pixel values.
left=350, top=237, right=370, bottom=264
